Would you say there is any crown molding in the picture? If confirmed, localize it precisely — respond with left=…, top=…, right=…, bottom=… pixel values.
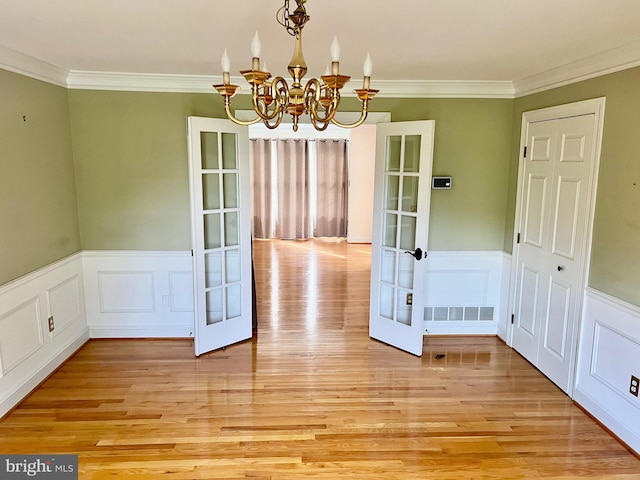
left=66, top=71, right=218, bottom=93
left=372, top=79, right=515, bottom=98
left=514, top=39, right=640, bottom=97
left=3, top=40, right=640, bottom=99
left=0, top=44, right=68, bottom=87
left=65, top=71, right=515, bottom=98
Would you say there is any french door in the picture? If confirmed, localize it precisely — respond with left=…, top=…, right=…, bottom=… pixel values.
left=187, top=117, right=252, bottom=356
left=369, top=121, right=435, bottom=356
left=512, top=100, right=604, bottom=393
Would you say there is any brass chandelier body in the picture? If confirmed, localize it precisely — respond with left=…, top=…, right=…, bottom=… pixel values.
left=214, top=0, right=378, bottom=131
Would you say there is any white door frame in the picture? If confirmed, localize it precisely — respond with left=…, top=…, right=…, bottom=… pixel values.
left=507, top=97, right=606, bottom=396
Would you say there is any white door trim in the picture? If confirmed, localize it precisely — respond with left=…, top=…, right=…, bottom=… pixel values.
left=507, top=97, right=606, bottom=396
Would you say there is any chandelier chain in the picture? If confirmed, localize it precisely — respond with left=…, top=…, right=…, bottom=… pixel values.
left=276, top=0, right=309, bottom=37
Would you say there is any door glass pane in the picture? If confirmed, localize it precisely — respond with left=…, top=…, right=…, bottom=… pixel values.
left=385, top=175, right=400, bottom=211
left=206, top=289, right=223, bottom=325
left=401, top=176, right=419, bottom=213
left=225, top=249, right=241, bottom=283
left=201, top=132, right=219, bottom=169
left=404, top=135, right=421, bottom=173
left=387, top=136, right=401, bottom=172
left=222, top=133, right=237, bottom=169
left=398, top=254, right=414, bottom=289
left=224, top=212, right=239, bottom=246
left=202, top=174, right=220, bottom=210
left=383, top=213, right=398, bottom=248
left=396, top=290, right=412, bottom=325
left=399, top=216, right=416, bottom=251
left=379, top=284, right=395, bottom=320
left=226, top=285, right=241, bottom=319
left=380, top=249, right=396, bottom=284
left=205, top=252, right=222, bottom=288
left=204, top=213, right=221, bottom=249
left=223, top=173, right=239, bottom=208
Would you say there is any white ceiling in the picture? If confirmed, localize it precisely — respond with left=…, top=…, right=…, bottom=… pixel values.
left=2, top=0, right=640, bottom=96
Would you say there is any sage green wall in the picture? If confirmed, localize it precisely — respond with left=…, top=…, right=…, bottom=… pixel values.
left=505, top=66, right=640, bottom=307
left=372, top=98, right=514, bottom=251
left=68, top=92, right=514, bottom=252
left=68, top=90, right=252, bottom=250
left=0, top=69, right=80, bottom=285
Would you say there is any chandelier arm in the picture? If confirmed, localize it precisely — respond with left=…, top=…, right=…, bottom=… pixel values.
left=309, top=93, right=339, bottom=124
left=309, top=116, right=331, bottom=131
left=304, top=79, right=339, bottom=125
left=330, top=99, right=371, bottom=129
left=251, top=77, right=289, bottom=122
left=262, top=111, right=286, bottom=130
left=222, top=97, right=261, bottom=126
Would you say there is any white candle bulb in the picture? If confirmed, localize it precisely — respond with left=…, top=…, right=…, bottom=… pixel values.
left=251, top=32, right=261, bottom=58
left=221, top=49, right=231, bottom=73
left=363, top=53, right=373, bottom=77
left=330, top=36, right=341, bottom=62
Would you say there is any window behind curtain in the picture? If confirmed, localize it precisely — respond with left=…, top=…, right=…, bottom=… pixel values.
left=250, top=138, right=348, bottom=240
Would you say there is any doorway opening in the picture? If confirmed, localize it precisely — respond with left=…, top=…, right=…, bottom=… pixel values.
left=248, top=121, right=377, bottom=334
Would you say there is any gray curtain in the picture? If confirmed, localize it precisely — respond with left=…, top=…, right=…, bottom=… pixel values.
left=250, top=139, right=274, bottom=239
left=276, top=139, right=311, bottom=240
left=314, top=139, right=349, bottom=238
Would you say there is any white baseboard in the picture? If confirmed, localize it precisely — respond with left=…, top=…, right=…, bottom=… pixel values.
left=90, top=324, right=193, bottom=339
left=0, top=254, right=88, bottom=417
left=574, top=288, right=640, bottom=454
left=347, top=236, right=372, bottom=244
left=423, top=322, right=500, bottom=335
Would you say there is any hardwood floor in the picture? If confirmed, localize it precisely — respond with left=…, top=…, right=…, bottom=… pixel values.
left=1, top=238, right=638, bottom=478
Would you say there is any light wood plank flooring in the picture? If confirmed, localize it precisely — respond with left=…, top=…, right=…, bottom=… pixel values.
left=1, top=238, right=638, bottom=478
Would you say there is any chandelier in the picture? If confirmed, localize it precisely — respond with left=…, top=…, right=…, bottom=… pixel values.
left=213, top=0, right=379, bottom=132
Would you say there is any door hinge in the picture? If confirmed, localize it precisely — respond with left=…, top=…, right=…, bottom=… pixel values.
left=523, top=146, right=527, bottom=158
left=191, top=249, right=194, bottom=257
left=516, top=233, right=521, bottom=244
left=511, top=314, right=515, bottom=325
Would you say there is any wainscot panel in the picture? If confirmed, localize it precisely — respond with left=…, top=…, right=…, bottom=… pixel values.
left=0, top=254, right=88, bottom=418
left=574, top=288, right=640, bottom=454
left=422, top=251, right=511, bottom=335
left=82, top=251, right=194, bottom=338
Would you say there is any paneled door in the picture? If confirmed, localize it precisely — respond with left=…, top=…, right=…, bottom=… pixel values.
left=369, top=121, right=435, bottom=356
left=512, top=110, right=600, bottom=393
left=187, top=117, right=252, bottom=356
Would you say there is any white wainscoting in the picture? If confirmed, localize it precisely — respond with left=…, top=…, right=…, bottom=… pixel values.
left=422, top=251, right=511, bottom=335
left=574, top=288, right=640, bottom=453
left=82, top=251, right=194, bottom=338
left=0, top=253, right=89, bottom=418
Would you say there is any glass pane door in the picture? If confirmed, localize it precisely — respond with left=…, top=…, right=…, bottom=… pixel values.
left=188, top=118, right=252, bottom=356
left=369, top=122, right=435, bottom=356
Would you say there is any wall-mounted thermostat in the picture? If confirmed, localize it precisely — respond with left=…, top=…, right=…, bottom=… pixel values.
left=432, top=176, right=452, bottom=189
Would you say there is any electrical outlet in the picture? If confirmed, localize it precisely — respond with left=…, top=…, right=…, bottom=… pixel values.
left=48, top=316, right=55, bottom=332
left=406, top=293, right=413, bottom=305
left=630, top=375, right=639, bottom=397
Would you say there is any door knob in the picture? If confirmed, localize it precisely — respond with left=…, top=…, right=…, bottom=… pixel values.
left=404, top=247, right=425, bottom=261
left=557, top=266, right=564, bottom=271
